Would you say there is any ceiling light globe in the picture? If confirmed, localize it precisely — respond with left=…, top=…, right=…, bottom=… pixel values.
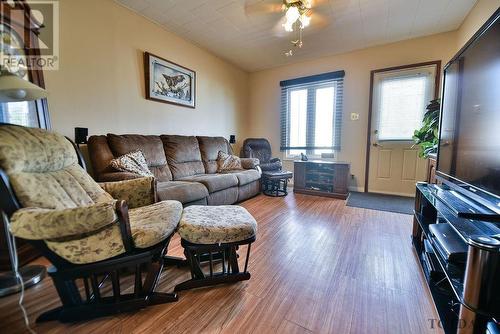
left=283, top=22, right=294, bottom=32
left=300, top=14, right=311, bottom=28
left=285, top=6, right=300, bottom=23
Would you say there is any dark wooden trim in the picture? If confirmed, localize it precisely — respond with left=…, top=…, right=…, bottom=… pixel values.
left=144, top=51, right=196, bottom=109
left=115, top=200, right=134, bottom=253
left=175, top=236, right=255, bottom=292
left=279, top=70, right=345, bottom=87
left=364, top=60, right=442, bottom=193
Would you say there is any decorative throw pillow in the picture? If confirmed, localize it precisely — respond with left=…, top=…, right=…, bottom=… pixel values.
left=110, top=150, right=153, bottom=177
left=217, top=151, right=243, bottom=172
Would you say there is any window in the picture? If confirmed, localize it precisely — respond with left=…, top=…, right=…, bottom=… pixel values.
left=0, top=12, right=50, bottom=129
left=374, top=65, right=436, bottom=141
left=0, top=102, right=39, bottom=127
left=280, top=71, right=344, bottom=157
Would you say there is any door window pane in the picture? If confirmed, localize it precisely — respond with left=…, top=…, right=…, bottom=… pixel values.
left=378, top=76, right=427, bottom=140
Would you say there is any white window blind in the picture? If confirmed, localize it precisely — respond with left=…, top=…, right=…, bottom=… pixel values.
left=374, top=66, right=436, bottom=141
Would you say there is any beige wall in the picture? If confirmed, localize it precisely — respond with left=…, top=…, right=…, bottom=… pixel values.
left=44, top=0, right=248, bottom=147
left=43, top=0, right=498, bottom=187
left=456, top=0, right=500, bottom=49
left=247, top=32, right=458, bottom=191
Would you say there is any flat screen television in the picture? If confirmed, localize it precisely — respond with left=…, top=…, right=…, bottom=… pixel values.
left=436, top=8, right=500, bottom=214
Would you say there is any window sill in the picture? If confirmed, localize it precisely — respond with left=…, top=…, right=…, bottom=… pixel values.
left=283, top=157, right=336, bottom=162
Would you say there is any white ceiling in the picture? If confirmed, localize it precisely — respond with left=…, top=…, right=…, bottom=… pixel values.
left=116, top=0, right=477, bottom=72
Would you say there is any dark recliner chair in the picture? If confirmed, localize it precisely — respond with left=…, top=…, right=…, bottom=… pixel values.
left=241, top=138, right=282, bottom=172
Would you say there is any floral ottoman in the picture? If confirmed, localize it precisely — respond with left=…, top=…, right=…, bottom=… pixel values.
left=175, top=205, right=257, bottom=291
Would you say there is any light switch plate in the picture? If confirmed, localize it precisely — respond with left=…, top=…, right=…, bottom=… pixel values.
left=350, top=113, right=359, bottom=121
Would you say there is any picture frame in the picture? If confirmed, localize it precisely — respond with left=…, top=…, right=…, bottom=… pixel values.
left=144, top=52, right=196, bottom=108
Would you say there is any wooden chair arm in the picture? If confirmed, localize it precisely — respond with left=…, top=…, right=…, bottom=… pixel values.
left=115, top=200, right=134, bottom=253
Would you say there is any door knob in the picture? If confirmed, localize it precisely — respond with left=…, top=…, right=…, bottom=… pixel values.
left=372, top=142, right=384, bottom=147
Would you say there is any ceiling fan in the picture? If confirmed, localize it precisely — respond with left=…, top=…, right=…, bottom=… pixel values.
left=245, top=0, right=329, bottom=56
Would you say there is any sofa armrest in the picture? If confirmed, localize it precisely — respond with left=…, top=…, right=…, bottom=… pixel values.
left=241, top=158, right=260, bottom=170
left=98, top=172, right=141, bottom=182
left=260, top=160, right=283, bottom=172
left=10, top=201, right=118, bottom=240
left=99, top=177, right=156, bottom=209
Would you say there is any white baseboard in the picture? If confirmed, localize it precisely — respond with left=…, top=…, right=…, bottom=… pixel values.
left=348, top=186, right=364, bottom=192
left=288, top=184, right=362, bottom=193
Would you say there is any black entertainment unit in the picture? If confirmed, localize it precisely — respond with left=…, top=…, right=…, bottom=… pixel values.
left=412, top=183, right=500, bottom=334
left=412, top=8, right=500, bottom=333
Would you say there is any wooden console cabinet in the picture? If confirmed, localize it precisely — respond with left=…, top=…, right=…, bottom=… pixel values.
left=293, top=160, right=350, bottom=199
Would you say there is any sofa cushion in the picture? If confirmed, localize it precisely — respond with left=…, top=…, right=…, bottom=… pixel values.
left=225, top=169, right=261, bottom=186
left=107, top=134, right=172, bottom=182
left=157, top=181, right=209, bottom=204
left=216, top=151, right=243, bottom=173
left=128, top=200, right=182, bottom=248
left=161, top=135, right=205, bottom=179
left=197, top=136, right=232, bottom=174
left=179, top=174, right=239, bottom=193
left=110, top=150, right=153, bottom=177
left=45, top=223, right=125, bottom=264
left=10, top=201, right=118, bottom=240
left=178, top=205, right=257, bottom=244
left=207, top=187, right=238, bottom=206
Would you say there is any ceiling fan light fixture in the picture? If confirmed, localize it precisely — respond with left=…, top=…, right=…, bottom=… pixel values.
left=283, top=21, right=294, bottom=32
left=283, top=6, right=300, bottom=31
left=299, top=13, right=311, bottom=28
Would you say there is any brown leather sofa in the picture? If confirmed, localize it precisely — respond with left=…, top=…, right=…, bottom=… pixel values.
left=88, top=134, right=261, bottom=206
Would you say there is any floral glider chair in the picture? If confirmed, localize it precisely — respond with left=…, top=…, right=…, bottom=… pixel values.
left=0, top=124, right=182, bottom=323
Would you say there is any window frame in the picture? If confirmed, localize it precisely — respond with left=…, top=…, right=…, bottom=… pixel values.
left=0, top=1, right=50, bottom=129
left=280, top=71, right=345, bottom=159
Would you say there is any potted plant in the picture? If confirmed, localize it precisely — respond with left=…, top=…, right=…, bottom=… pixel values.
left=413, top=99, right=440, bottom=158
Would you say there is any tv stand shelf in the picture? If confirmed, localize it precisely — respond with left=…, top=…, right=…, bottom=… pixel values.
left=293, top=160, right=350, bottom=199
left=412, top=183, right=500, bottom=334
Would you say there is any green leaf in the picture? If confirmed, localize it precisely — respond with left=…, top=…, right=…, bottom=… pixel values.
left=413, top=99, right=440, bottom=158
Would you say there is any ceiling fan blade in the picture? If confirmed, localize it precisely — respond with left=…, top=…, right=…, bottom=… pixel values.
left=271, top=16, right=289, bottom=38
left=244, top=1, right=283, bottom=16
left=306, top=12, right=330, bottom=30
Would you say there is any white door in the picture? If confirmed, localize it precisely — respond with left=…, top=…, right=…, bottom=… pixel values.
left=367, top=64, right=438, bottom=196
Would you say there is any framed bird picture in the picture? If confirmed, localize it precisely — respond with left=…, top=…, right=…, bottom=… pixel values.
left=144, top=52, right=196, bottom=108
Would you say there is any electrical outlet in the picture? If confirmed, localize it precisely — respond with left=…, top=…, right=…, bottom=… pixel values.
left=350, top=113, right=359, bottom=121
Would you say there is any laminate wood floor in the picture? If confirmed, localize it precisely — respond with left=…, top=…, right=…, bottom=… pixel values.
left=0, top=193, right=442, bottom=334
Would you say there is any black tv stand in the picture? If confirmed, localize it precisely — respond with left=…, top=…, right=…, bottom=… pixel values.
left=428, top=184, right=500, bottom=222
left=412, top=183, right=500, bottom=334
